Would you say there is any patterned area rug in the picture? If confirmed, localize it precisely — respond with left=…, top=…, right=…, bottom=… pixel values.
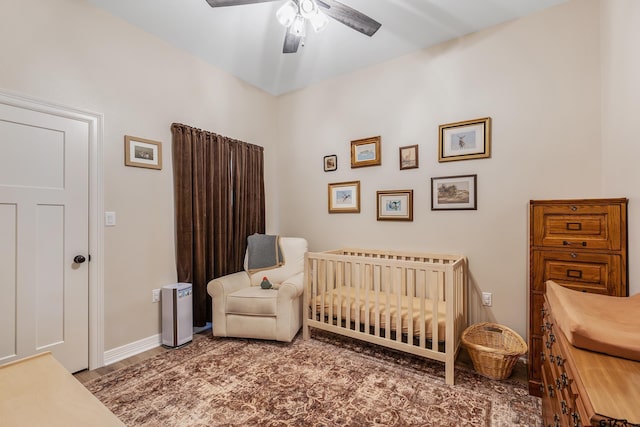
left=85, top=331, right=541, bottom=426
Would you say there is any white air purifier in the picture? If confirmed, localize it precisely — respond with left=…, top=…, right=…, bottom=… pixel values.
left=161, top=283, right=193, bottom=348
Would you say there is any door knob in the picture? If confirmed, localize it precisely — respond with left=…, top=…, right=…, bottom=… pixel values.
left=74, top=255, right=86, bottom=264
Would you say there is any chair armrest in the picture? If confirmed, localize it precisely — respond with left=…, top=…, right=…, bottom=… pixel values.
left=277, top=272, right=304, bottom=300
left=207, top=271, right=250, bottom=298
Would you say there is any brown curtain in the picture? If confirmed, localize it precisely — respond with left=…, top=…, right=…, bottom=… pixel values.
left=171, top=123, right=265, bottom=326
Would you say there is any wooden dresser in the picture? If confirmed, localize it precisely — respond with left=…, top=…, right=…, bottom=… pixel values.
left=528, top=198, right=628, bottom=396
left=541, top=298, right=640, bottom=427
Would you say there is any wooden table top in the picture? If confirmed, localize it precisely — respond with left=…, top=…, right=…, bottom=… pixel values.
left=567, top=339, right=640, bottom=424
left=0, top=352, right=124, bottom=427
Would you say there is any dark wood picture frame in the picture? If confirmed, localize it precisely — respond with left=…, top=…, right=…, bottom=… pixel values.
left=399, top=144, right=419, bottom=170
left=431, top=174, right=477, bottom=210
left=377, top=190, right=413, bottom=221
left=323, top=154, right=337, bottom=172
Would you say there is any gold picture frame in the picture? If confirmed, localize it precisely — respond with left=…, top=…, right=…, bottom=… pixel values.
left=124, top=135, right=162, bottom=170
left=351, top=136, right=381, bottom=168
left=377, top=190, right=413, bottom=221
left=328, top=181, right=361, bottom=213
left=438, top=117, right=491, bottom=162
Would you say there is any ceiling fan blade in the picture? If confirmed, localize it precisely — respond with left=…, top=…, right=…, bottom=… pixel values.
left=283, top=31, right=302, bottom=54
left=316, top=0, right=381, bottom=37
left=205, top=0, right=279, bottom=7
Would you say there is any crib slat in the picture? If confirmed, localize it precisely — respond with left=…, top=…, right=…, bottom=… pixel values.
left=384, top=266, right=391, bottom=340
left=374, top=267, right=382, bottom=337
left=419, top=269, right=426, bottom=349
left=430, top=272, right=440, bottom=347
left=395, top=267, right=402, bottom=344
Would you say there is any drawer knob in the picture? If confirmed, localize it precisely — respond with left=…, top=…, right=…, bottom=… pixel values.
left=571, top=412, right=580, bottom=426
left=570, top=252, right=578, bottom=258
left=571, top=206, right=578, bottom=211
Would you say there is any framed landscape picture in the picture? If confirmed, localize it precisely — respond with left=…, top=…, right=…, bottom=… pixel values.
left=377, top=190, right=413, bottom=221
left=431, top=175, right=477, bottom=210
left=438, top=117, right=491, bottom=162
left=351, top=136, right=381, bottom=168
left=399, top=144, right=419, bottom=170
left=328, top=181, right=361, bottom=213
left=124, top=135, right=162, bottom=170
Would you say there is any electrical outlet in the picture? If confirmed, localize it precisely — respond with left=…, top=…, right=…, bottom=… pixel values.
left=152, top=289, right=161, bottom=303
left=482, top=292, right=492, bottom=307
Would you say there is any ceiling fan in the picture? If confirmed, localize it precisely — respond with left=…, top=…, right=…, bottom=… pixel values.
left=205, top=0, right=382, bottom=54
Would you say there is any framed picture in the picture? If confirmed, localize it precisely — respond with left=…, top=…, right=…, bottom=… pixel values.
left=351, top=136, right=381, bottom=168
left=399, top=144, right=419, bottom=170
left=324, top=154, right=337, bottom=172
left=124, top=135, right=162, bottom=170
left=328, top=181, right=361, bottom=213
left=377, top=190, right=413, bottom=221
left=438, top=117, right=491, bottom=162
left=431, top=175, right=477, bottom=210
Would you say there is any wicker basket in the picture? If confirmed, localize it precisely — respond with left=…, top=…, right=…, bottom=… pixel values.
left=461, top=322, right=528, bottom=380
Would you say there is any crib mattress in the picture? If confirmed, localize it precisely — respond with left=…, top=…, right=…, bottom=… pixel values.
left=546, top=280, right=640, bottom=361
left=314, top=287, right=446, bottom=339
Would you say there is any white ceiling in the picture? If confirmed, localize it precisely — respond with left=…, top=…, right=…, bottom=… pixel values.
left=87, top=0, right=567, bottom=96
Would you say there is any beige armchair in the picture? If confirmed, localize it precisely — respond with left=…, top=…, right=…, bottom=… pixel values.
left=207, top=237, right=308, bottom=342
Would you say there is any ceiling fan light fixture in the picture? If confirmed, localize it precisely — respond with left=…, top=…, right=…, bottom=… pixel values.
left=298, top=0, right=317, bottom=19
left=289, top=13, right=306, bottom=37
left=309, top=9, right=328, bottom=33
left=276, top=0, right=297, bottom=28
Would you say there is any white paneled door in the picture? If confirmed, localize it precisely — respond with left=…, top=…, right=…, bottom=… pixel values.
left=0, top=101, right=89, bottom=373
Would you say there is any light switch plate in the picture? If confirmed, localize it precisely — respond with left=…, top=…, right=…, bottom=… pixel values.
left=105, top=211, right=116, bottom=226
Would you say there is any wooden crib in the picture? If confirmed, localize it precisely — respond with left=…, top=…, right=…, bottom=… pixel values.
left=303, top=248, right=467, bottom=385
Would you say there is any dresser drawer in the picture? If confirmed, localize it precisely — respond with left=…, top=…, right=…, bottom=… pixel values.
left=531, top=203, right=622, bottom=250
left=532, top=251, right=621, bottom=295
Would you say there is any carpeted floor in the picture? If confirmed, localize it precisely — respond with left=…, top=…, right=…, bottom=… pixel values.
left=85, top=331, right=541, bottom=426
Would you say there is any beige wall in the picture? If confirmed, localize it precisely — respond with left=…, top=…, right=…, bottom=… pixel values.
left=1, top=0, right=635, bottom=355
left=0, top=0, right=278, bottom=350
left=601, top=0, right=640, bottom=296
left=276, top=0, right=604, bottom=339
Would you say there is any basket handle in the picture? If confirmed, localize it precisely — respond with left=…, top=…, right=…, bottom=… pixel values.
left=483, top=325, right=504, bottom=334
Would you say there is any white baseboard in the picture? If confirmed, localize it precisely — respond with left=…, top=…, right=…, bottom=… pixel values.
left=103, top=334, right=161, bottom=366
